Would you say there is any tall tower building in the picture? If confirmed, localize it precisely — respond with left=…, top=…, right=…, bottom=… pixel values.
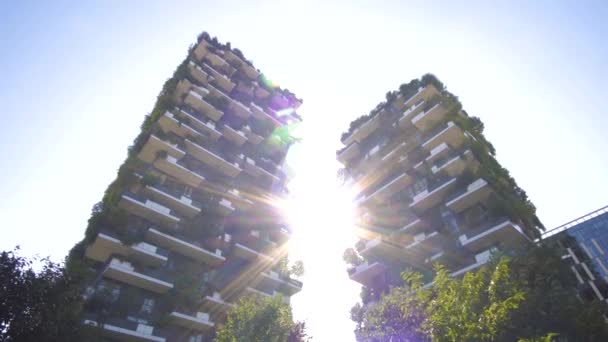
left=543, top=206, right=608, bottom=306
left=337, top=74, right=543, bottom=300
left=69, top=32, right=303, bottom=341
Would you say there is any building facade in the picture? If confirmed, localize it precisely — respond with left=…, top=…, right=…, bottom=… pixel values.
left=337, top=74, right=543, bottom=301
left=543, top=206, right=608, bottom=305
left=69, top=32, right=303, bottom=341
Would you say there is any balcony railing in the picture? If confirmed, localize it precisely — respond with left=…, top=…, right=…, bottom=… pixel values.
left=137, top=135, right=186, bottom=164
left=412, top=102, right=449, bottom=132
left=185, top=139, right=242, bottom=177
left=119, top=193, right=181, bottom=228
left=184, top=90, right=224, bottom=121
left=410, top=177, right=457, bottom=211
left=188, top=60, right=212, bottom=85
left=85, top=232, right=168, bottom=267
left=398, top=98, right=426, bottom=128
left=359, top=169, right=413, bottom=204
left=421, top=121, right=465, bottom=152
left=459, top=218, right=529, bottom=253
left=146, top=228, right=225, bottom=266
left=168, top=311, right=214, bottom=332
left=174, top=108, right=222, bottom=140
left=158, top=111, right=205, bottom=141
left=232, top=241, right=273, bottom=262
left=337, top=142, right=361, bottom=163
left=343, top=114, right=381, bottom=146
left=220, top=124, right=248, bottom=145
left=202, top=292, right=234, bottom=312
left=143, top=184, right=202, bottom=218
left=154, top=155, right=206, bottom=188
left=229, top=98, right=253, bottom=118
left=83, top=315, right=166, bottom=342
left=348, top=262, right=386, bottom=286
left=445, top=178, right=493, bottom=213
left=102, top=258, right=173, bottom=294
left=451, top=249, right=493, bottom=277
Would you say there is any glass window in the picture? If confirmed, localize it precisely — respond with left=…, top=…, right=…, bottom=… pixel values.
left=140, top=298, right=155, bottom=315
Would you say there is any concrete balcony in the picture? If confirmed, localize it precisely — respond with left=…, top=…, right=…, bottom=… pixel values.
left=168, top=311, right=214, bottom=332
left=421, top=121, right=466, bottom=152
left=137, top=135, right=186, bottom=164
left=142, top=185, right=201, bottom=218
left=279, top=277, right=303, bottom=296
left=243, top=287, right=274, bottom=298
left=243, top=63, right=260, bottom=80
left=359, top=172, right=413, bottom=204
left=451, top=250, right=492, bottom=277
left=412, top=103, right=449, bottom=132
left=85, top=233, right=168, bottom=267
left=206, top=65, right=236, bottom=92
left=188, top=60, right=212, bottom=85
left=254, top=85, right=271, bottom=99
left=250, top=103, right=280, bottom=128
left=397, top=217, right=427, bottom=236
left=398, top=99, right=426, bottom=128
left=119, top=194, right=180, bottom=228
left=256, top=272, right=302, bottom=295
left=158, top=111, right=207, bottom=141
left=343, top=114, right=381, bottom=146
left=224, top=189, right=254, bottom=210
left=154, top=155, right=205, bottom=188
left=431, top=150, right=478, bottom=177
left=83, top=318, right=165, bottom=342
left=404, top=231, right=444, bottom=257
left=348, top=262, right=386, bottom=286
left=410, top=177, right=457, bottom=211
left=102, top=258, right=173, bottom=294
left=217, top=198, right=235, bottom=216
left=459, top=219, right=529, bottom=254
left=224, top=51, right=260, bottom=80
left=446, top=179, right=493, bottom=213
left=360, top=237, right=410, bottom=262
left=205, top=52, right=229, bottom=69
left=233, top=242, right=273, bottom=262
left=202, top=292, right=234, bottom=313
left=184, top=90, right=224, bottom=121
left=337, top=142, right=360, bottom=164
left=146, top=228, right=225, bottom=266
left=243, top=126, right=264, bottom=144
left=221, top=124, right=248, bottom=145
left=394, top=84, right=440, bottom=111
left=192, top=40, right=211, bottom=61
left=258, top=271, right=284, bottom=291
left=185, top=139, right=242, bottom=177
left=379, top=142, right=411, bottom=169
left=426, top=250, right=465, bottom=269
left=173, top=109, right=222, bottom=140
left=425, top=143, right=451, bottom=165
left=229, top=99, right=252, bottom=118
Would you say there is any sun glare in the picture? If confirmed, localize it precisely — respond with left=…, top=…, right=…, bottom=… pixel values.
left=282, top=168, right=359, bottom=265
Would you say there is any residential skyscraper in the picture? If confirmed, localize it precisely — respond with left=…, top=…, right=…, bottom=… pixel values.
left=68, top=32, right=303, bottom=341
left=337, top=74, right=543, bottom=301
left=543, top=206, right=608, bottom=306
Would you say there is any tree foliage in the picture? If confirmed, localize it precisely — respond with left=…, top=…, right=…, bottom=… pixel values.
left=215, top=295, right=309, bottom=342
left=351, top=245, right=608, bottom=342
left=0, top=248, right=85, bottom=341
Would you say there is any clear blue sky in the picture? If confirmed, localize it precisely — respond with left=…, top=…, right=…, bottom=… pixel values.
left=1, top=1, right=607, bottom=340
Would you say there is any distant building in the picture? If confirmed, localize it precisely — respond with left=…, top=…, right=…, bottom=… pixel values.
left=543, top=206, right=608, bottom=304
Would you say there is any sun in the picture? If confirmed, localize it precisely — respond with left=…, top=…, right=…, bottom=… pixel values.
left=282, top=173, right=358, bottom=262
